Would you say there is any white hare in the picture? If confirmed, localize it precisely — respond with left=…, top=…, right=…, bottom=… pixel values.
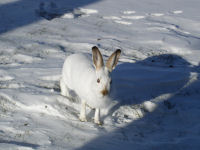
left=60, top=46, right=121, bottom=124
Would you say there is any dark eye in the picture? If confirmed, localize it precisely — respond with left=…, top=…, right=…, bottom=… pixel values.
left=97, top=78, right=100, bottom=83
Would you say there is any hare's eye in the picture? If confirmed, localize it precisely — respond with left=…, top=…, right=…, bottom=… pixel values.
left=97, top=78, right=100, bottom=83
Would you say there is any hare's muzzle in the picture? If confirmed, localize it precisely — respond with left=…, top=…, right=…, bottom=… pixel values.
left=101, top=88, right=109, bottom=96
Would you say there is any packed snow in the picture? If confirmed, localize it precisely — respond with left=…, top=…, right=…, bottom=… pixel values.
left=0, top=0, right=200, bottom=150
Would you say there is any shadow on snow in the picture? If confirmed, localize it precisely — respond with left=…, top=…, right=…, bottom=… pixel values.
left=0, top=139, right=40, bottom=149
left=0, top=0, right=100, bottom=34
left=77, top=54, right=200, bottom=150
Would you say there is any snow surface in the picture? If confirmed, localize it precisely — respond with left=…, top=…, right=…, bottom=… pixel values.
left=0, top=0, right=200, bottom=150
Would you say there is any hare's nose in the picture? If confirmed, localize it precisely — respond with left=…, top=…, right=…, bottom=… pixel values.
left=101, top=88, right=108, bottom=96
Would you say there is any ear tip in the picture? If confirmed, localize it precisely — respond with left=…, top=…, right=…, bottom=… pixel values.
left=92, top=46, right=98, bottom=50
left=116, top=49, right=121, bottom=54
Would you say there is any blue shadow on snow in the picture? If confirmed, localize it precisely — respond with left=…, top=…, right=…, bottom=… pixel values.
left=76, top=54, right=200, bottom=150
left=0, top=0, right=100, bottom=34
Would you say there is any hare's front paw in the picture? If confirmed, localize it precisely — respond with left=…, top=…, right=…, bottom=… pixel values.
left=79, top=116, right=87, bottom=122
left=94, top=119, right=103, bottom=125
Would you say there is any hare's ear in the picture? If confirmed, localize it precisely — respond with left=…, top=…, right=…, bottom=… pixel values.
left=106, top=49, right=121, bottom=72
left=92, top=46, right=104, bottom=70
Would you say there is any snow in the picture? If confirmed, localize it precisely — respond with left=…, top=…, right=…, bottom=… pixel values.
left=143, top=101, right=157, bottom=112
left=123, top=11, right=136, bottom=15
left=172, top=10, right=183, bottom=14
left=0, top=0, right=200, bottom=150
left=121, top=15, right=146, bottom=20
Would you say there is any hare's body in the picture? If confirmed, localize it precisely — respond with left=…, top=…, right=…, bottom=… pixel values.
left=60, top=46, right=121, bottom=124
left=60, top=54, right=108, bottom=108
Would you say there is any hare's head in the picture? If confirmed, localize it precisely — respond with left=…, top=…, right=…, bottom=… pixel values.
left=92, top=46, right=121, bottom=97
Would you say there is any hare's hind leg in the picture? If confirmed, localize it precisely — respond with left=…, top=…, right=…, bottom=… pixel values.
left=60, top=78, right=70, bottom=97
left=79, top=100, right=87, bottom=122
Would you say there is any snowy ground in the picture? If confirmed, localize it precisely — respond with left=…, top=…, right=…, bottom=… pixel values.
left=0, top=0, right=200, bottom=149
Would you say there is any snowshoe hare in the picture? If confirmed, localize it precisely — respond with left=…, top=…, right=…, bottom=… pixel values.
left=60, top=46, right=121, bottom=124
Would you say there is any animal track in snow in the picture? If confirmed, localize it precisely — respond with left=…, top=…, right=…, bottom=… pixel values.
left=102, top=9, right=182, bottom=26
left=121, top=15, right=145, bottom=20
left=150, top=13, right=164, bottom=17
left=103, top=15, right=145, bottom=26
left=114, top=20, right=132, bottom=25
left=103, top=10, right=147, bottom=25
left=103, top=16, right=132, bottom=25
left=123, top=10, right=136, bottom=15
left=103, top=16, right=122, bottom=20
left=172, top=10, right=183, bottom=14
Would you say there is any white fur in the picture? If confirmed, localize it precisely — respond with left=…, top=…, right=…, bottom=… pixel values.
left=60, top=53, right=111, bottom=108
left=60, top=48, right=120, bottom=124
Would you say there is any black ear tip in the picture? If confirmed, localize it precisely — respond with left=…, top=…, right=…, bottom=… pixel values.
left=116, top=49, right=121, bottom=53
left=92, top=46, right=98, bottom=50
